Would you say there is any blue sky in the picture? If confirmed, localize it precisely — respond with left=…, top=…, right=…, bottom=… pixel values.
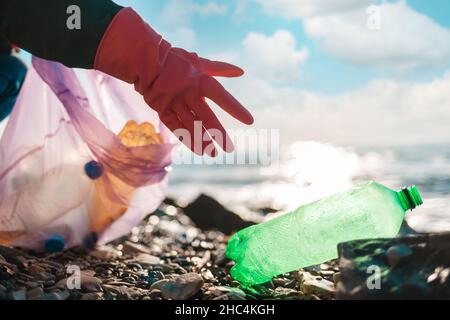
left=114, top=0, right=450, bottom=94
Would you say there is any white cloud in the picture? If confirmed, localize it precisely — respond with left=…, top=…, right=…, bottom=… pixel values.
left=222, top=69, right=450, bottom=147
left=194, top=1, right=228, bottom=16
left=253, top=1, right=450, bottom=70
left=159, top=0, right=228, bottom=25
left=304, top=1, right=450, bottom=69
left=156, top=0, right=228, bottom=50
left=243, top=30, right=309, bottom=82
left=254, top=0, right=370, bottom=19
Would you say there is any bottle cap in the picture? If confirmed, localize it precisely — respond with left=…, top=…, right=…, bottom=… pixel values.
left=45, top=235, right=65, bottom=253
left=398, top=185, right=423, bottom=211
left=84, top=160, right=103, bottom=180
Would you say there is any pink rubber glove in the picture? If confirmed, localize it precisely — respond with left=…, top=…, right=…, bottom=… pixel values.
left=94, top=7, right=254, bottom=156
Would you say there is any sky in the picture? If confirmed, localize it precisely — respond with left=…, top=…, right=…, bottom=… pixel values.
left=12, top=0, right=450, bottom=147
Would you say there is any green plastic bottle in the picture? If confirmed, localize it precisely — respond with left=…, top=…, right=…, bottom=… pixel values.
left=226, top=181, right=423, bottom=285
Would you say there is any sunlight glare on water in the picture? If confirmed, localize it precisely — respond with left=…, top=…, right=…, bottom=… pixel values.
left=169, top=141, right=450, bottom=233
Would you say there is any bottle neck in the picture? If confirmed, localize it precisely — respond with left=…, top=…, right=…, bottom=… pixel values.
left=397, top=186, right=423, bottom=212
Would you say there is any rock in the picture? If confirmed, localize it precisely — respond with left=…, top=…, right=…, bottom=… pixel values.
left=183, top=194, right=254, bottom=235
left=27, top=287, right=45, bottom=300
left=44, top=289, right=70, bottom=300
left=150, top=273, right=204, bottom=300
left=34, top=271, right=55, bottom=282
left=102, top=285, right=146, bottom=300
left=209, top=286, right=246, bottom=300
left=27, top=264, right=46, bottom=276
left=149, top=289, right=163, bottom=299
left=336, top=232, right=450, bottom=299
left=133, top=253, right=161, bottom=265
left=122, top=241, right=152, bottom=255
left=126, top=263, right=143, bottom=272
left=81, top=292, right=104, bottom=300
left=54, top=271, right=102, bottom=292
left=303, top=265, right=322, bottom=275
left=299, top=272, right=335, bottom=297
left=387, top=244, right=413, bottom=268
left=333, top=272, right=342, bottom=284
left=0, top=261, right=17, bottom=275
left=9, top=289, right=27, bottom=300
left=153, top=264, right=176, bottom=274
left=0, top=283, right=7, bottom=300
left=170, top=263, right=188, bottom=274
left=146, top=271, right=165, bottom=284
left=213, top=249, right=229, bottom=267
left=0, top=246, right=31, bottom=267
left=102, top=285, right=131, bottom=299
left=90, top=246, right=118, bottom=260
left=272, top=278, right=291, bottom=288
left=105, top=281, right=134, bottom=287
left=213, top=294, right=243, bottom=300
left=271, top=287, right=304, bottom=300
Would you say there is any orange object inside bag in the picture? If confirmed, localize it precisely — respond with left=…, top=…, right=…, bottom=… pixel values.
left=0, top=232, right=25, bottom=246
left=89, top=121, right=163, bottom=233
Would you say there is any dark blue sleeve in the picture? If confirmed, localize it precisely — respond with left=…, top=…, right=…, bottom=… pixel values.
left=0, top=0, right=123, bottom=68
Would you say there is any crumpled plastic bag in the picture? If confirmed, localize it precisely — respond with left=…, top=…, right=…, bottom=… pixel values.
left=0, top=57, right=174, bottom=251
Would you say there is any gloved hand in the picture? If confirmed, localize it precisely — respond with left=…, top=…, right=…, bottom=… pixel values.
left=94, top=7, right=254, bottom=156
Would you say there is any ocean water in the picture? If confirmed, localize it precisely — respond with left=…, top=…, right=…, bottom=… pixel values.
left=168, top=142, right=450, bottom=233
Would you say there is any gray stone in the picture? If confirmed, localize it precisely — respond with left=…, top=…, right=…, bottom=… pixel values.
left=183, top=194, right=254, bottom=235
left=0, top=284, right=7, bottom=300
left=0, top=246, right=31, bottom=268
left=337, top=232, right=450, bottom=299
left=44, top=289, right=70, bottom=300
left=387, top=244, right=413, bottom=268
left=149, top=289, right=163, bottom=299
left=9, top=289, right=27, bottom=300
left=54, top=271, right=102, bottom=292
left=272, top=278, right=291, bottom=288
left=103, top=285, right=146, bottom=300
left=34, top=271, right=55, bottom=282
left=271, top=287, right=304, bottom=300
left=90, top=246, right=119, bottom=260
left=209, top=286, right=246, bottom=300
left=81, top=292, right=104, bottom=300
left=299, top=272, right=335, bottom=297
left=27, top=264, right=46, bottom=276
left=133, top=253, right=161, bottom=265
left=150, top=273, right=204, bottom=300
left=213, top=293, right=245, bottom=300
left=213, top=249, right=229, bottom=267
left=333, top=272, right=342, bottom=284
left=122, top=241, right=152, bottom=255
left=26, top=287, right=45, bottom=300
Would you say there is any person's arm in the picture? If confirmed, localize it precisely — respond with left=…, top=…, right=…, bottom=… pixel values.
left=0, top=1, right=254, bottom=155
left=0, top=0, right=122, bottom=68
left=0, top=36, right=12, bottom=55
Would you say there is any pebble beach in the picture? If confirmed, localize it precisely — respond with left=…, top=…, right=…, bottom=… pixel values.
left=0, top=200, right=338, bottom=301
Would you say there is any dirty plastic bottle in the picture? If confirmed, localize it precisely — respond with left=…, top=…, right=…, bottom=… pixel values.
left=226, top=181, right=423, bottom=285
